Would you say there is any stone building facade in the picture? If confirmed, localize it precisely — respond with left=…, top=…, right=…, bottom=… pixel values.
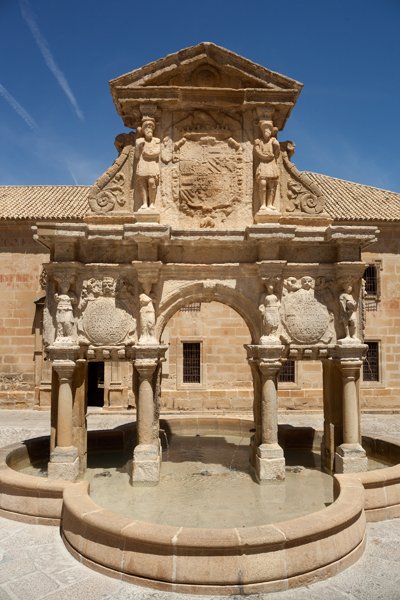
left=0, top=43, right=399, bottom=417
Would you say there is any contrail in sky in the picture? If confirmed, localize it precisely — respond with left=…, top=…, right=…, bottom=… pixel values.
left=19, top=0, right=84, bottom=121
left=0, top=83, right=38, bottom=130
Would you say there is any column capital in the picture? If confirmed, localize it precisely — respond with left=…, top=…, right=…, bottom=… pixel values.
left=258, top=360, right=283, bottom=378
left=134, top=358, right=158, bottom=380
left=245, top=344, right=284, bottom=363
left=53, top=359, right=76, bottom=381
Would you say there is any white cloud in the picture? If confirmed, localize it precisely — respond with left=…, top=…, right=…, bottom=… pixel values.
left=19, top=0, right=84, bottom=121
left=0, top=83, right=38, bottom=130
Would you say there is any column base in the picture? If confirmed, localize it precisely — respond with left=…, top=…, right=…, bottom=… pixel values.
left=255, top=443, right=285, bottom=482
left=132, top=443, right=161, bottom=485
left=48, top=446, right=79, bottom=481
left=335, top=443, right=368, bottom=473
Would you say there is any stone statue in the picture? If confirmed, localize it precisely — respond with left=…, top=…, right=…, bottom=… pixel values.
left=135, top=118, right=160, bottom=210
left=339, top=278, right=359, bottom=341
left=102, top=276, right=116, bottom=297
left=139, top=292, right=156, bottom=343
left=54, top=278, right=76, bottom=343
left=254, top=120, right=280, bottom=211
left=259, top=278, right=281, bottom=344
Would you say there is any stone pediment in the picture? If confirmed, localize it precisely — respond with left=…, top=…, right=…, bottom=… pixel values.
left=110, top=42, right=303, bottom=130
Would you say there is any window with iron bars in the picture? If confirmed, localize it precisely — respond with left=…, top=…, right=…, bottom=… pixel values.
left=180, top=303, right=201, bottom=312
left=182, top=342, right=201, bottom=383
left=363, top=341, right=380, bottom=382
left=364, top=265, right=379, bottom=296
left=278, top=360, right=296, bottom=383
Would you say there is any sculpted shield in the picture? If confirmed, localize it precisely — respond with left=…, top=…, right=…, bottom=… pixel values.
left=282, top=289, right=330, bottom=344
left=82, top=297, right=133, bottom=345
left=174, top=138, right=242, bottom=220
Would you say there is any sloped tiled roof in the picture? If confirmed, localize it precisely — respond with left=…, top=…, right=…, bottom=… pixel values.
left=306, top=172, right=400, bottom=222
left=0, top=174, right=400, bottom=222
left=0, top=185, right=89, bottom=220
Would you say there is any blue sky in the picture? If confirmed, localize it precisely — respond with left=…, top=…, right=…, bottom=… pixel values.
left=0, top=0, right=399, bottom=191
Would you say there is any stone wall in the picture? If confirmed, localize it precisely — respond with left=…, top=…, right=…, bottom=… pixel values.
left=361, top=224, right=400, bottom=410
left=161, top=302, right=253, bottom=410
left=0, top=223, right=48, bottom=408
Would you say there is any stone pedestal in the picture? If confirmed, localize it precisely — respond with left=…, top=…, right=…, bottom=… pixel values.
left=335, top=443, right=367, bottom=473
left=48, top=446, right=79, bottom=480
left=132, top=442, right=161, bottom=484
left=134, top=209, right=160, bottom=223
left=256, top=443, right=285, bottom=481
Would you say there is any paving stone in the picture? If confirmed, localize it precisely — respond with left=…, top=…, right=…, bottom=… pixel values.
left=3, top=571, right=59, bottom=599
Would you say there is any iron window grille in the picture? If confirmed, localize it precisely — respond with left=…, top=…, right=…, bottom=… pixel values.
left=182, top=342, right=201, bottom=383
left=363, top=341, right=380, bottom=382
left=180, top=303, right=201, bottom=312
left=278, top=360, right=296, bottom=383
left=364, top=265, right=378, bottom=296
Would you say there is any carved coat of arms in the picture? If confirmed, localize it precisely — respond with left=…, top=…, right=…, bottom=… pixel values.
left=77, top=277, right=136, bottom=346
left=281, top=277, right=333, bottom=344
left=172, top=133, right=243, bottom=226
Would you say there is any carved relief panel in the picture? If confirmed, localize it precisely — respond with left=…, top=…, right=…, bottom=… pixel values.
left=280, top=276, right=335, bottom=345
left=156, top=110, right=253, bottom=229
left=77, top=276, right=137, bottom=347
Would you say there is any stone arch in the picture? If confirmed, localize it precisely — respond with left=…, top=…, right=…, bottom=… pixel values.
left=156, top=282, right=260, bottom=343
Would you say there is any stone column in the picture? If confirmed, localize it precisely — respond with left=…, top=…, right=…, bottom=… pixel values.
left=256, top=358, right=285, bottom=481
left=132, top=344, right=167, bottom=484
left=335, top=355, right=367, bottom=473
left=48, top=359, right=79, bottom=480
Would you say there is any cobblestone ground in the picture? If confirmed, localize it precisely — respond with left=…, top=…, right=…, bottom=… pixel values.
left=1, top=410, right=400, bottom=599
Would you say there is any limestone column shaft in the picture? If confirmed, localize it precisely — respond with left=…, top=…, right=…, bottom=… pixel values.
left=53, top=360, right=76, bottom=448
left=259, top=361, right=281, bottom=445
left=135, top=359, right=157, bottom=445
left=341, top=361, right=362, bottom=445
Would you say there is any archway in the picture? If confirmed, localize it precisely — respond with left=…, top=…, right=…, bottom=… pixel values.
left=160, top=299, right=253, bottom=412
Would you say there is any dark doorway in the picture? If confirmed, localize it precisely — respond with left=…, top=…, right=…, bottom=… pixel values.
left=87, top=362, right=105, bottom=407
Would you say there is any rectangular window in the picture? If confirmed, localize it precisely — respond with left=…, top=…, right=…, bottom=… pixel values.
left=180, top=303, right=201, bottom=312
left=278, top=360, right=296, bottom=383
left=363, top=341, right=379, bottom=382
left=183, top=342, right=201, bottom=383
left=364, top=265, right=378, bottom=296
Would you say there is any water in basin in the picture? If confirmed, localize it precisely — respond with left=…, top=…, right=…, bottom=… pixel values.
left=84, top=433, right=334, bottom=528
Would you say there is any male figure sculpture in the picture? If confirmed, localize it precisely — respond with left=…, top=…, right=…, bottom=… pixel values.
left=339, top=278, right=359, bottom=341
left=135, top=118, right=161, bottom=210
left=254, top=120, right=280, bottom=211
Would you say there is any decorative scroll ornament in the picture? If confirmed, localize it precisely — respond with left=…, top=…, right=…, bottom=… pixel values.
left=279, top=141, right=326, bottom=216
left=287, top=180, right=323, bottom=214
left=88, top=132, right=134, bottom=215
left=78, top=276, right=136, bottom=346
left=88, top=172, right=125, bottom=214
left=281, top=276, right=333, bottom=344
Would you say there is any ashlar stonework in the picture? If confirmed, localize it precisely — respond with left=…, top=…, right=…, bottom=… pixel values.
left=33, top=43, right=378, bottom=483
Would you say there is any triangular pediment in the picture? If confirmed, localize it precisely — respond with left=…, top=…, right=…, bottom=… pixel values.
left=110, top=43, right=303, bottom=130
left=110, top=42, right=302, bottom=92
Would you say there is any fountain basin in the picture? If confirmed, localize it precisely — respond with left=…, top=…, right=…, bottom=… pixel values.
left=62, top=475, right=365, bottom=594
left=0, top=416, right=399, bottom=593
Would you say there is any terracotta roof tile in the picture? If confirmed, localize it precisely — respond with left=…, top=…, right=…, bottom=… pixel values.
left=305, top=172, right=400, bottom=222
left=0, top=185, right=89, bottom=220
left=0, top=174, right=400, bottom=222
